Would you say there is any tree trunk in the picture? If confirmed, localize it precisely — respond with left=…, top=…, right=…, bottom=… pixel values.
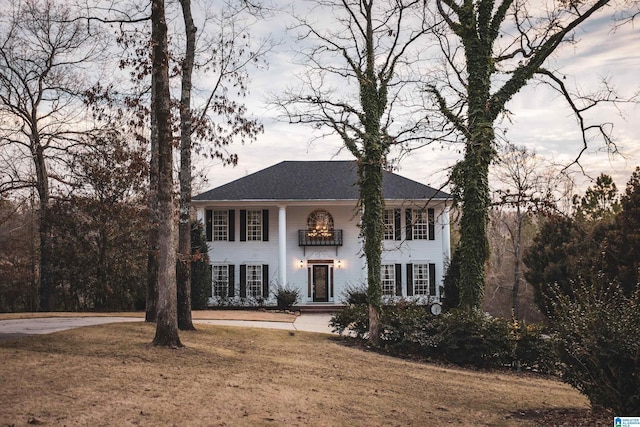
left=512, top=209, right=523, bottom=319
left=456, top=28, right=494, bottom=311
left=146, top=70, right=159, bottom=323
left=38, top=208, right=53, bottom=312
left=151, top=0, right=181, bottom=348
left=360, top=3, right=386, bottom=346
left=177, top=0, right=196, bottom=331
left=361, top=160, right=384, bottom=346
left=33, top=141, right=52, bottom=312
left=457, top=138, right=492, bottom=310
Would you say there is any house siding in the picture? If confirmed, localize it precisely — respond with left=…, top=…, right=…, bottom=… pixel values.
left=197, top=201, right=449, bottom=306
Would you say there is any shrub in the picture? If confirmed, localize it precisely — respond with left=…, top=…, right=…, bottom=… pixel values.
left=434, top=309, right=513, bottom=368
left=329, top=303, right=369, bottom=337
left=379, top=301, right=441, bottom=354
left=548, top=281, right=640, bottom=415
left=331, top=300, right=558, bottom=370
left=340, top=283, right=368, bottom=305
left=509, top=319, right=555, bottom=373
left=273, top=285, right=300, bottom=310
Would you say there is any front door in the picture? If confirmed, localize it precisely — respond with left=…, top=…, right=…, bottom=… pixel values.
left=312, top=265, right=329, bottom=302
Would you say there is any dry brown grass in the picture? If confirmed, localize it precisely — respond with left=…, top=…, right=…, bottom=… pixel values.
left=0, top=322, right=593, bottom=426
left=0, top=309, right=296, bottom=322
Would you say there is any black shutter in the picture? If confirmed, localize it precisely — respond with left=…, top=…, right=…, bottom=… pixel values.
left=395, top=264, right=402, bottom=297
left=239, top=264, right=247, bottom=297
left=428, top=208, right=435, bottom=241
left=205, top=209, right=213, bottom=241
left=406, top=264, right=414, bottom=297
left=240, top=210, right=247, bottom=241
left=394, top=208, right=401, bottom=241
left=206, top=265, right=213, bottom=298
left=262, top=209, right=269, bottom=242
left=405, top=209, right=413, bottom=240
left=262, top=264, right=269, bottom=298
left=429, top=263, right=436, bottom=296
left=228, top=265, right=235, bottom=297
left=228, top=210, right=235, bottom=241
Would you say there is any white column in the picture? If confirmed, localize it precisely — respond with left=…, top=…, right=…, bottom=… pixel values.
left=278, top=205, right=287, bottom=286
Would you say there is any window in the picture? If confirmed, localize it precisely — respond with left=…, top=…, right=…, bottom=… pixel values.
left=246, top=210, right=263, bottom=241
left=212, top=210, right=228, bottom=241
left=240, top=264, right=268, bottom=298
left=381, top=264, right=396, bottom=296
left=212, top=265, right=229, bottom=297
left=413, top=264, right=429, bottom=295
left=240, top=210, right=268, bottom=242
left=407, top=262, right=436, bottom=297
left=383, top=209, right=395, bottom=240
left=206, top=209, right=234, bottom=242
left=306, top=210, right=334, bottom=238
left=411, top=209, right=428, bottom=240
left=407, top=208, right=435, bottom=240
left=246, top=265, right=263, bottom=298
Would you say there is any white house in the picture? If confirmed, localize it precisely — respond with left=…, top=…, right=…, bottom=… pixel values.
left=192, top=160, right=451, bottom=308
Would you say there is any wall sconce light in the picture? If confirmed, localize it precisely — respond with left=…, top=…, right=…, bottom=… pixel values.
left=298, top=259, right=304, bottom=269
left=336, top=259, right=342, bottom=269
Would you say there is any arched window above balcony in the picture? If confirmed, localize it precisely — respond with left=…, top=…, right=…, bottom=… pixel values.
left=307, top=210, right=334, bottom=236
left=299, top=210, right=343, bottom=254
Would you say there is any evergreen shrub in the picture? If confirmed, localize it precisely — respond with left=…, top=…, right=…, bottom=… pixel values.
left=273, top=285, right=300, bottom=310
left=330, top=300, right=552, bottom=370
left=548, top=281, right=640, bottom=415
left=190, top=222, right=211, bottom=310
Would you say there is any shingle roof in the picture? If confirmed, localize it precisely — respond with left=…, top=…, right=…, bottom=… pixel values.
left=193, top=160, right=450, bottom=201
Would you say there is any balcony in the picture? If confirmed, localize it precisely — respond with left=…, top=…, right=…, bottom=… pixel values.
left=298, top=229, right=343, bottom=255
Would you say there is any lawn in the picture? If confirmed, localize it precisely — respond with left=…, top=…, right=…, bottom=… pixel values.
left=0, top=322, right=601, bottom=426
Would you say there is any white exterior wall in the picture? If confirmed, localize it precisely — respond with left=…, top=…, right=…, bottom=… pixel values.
left=381, top=202, right=450, bottom=304
left=196, top=199, right=450, bottom=306
left=284, top=203, right=365, bottom=304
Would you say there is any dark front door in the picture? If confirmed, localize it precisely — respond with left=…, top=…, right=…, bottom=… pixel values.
left=312, top=265, right=329, bottom=302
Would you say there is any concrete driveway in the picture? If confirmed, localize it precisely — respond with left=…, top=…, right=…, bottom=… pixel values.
left=0, top=313, right=335, bottom=341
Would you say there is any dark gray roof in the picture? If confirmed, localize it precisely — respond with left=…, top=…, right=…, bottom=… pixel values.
left=193, top=161, right=450, bottom=201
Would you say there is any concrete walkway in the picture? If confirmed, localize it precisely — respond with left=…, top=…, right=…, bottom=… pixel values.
left=0, top=313, right=335, bottom=341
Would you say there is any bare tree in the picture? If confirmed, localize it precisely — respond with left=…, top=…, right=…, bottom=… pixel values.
left=427, top=0, right=632, bottom=310
left=0, top=0, right=108, bottom=311
left=151, top=0, right=181, bottom=347
left=175, top=1, right=268, bottom=330
left=275, top=0, right=433, bottom=345
left=489, top=144, right=569, bottom=319
left=177, top=0, right=197, bottom=331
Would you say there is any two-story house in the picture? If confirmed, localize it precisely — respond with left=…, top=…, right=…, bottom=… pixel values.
left=192, top=160, right=451, bottom=308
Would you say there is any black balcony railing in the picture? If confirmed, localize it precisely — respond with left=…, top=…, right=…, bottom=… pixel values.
left=298, top=229, right=343, bottom=247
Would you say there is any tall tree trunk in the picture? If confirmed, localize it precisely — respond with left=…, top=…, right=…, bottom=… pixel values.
left=456, top=29, right=494, bottom=311
left=360, top=2, right=386, bottom=346
left=457, top=137, right=492, bottom=311
left=151, top=0, right=181, bottom=348
left=512, top=208, right=523, bottom=319
left=177, top=0, right=196, bottom=331
left=38, top=205, right=52, bottom=311
left=146, top=69, right=159, bottom=323
left=33, top=140, right=52, bottom=312
left=361, top=160, right=384, bottom=346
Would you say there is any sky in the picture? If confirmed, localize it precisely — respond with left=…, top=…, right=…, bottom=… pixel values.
left=194, top=2, right=640, bottom=199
